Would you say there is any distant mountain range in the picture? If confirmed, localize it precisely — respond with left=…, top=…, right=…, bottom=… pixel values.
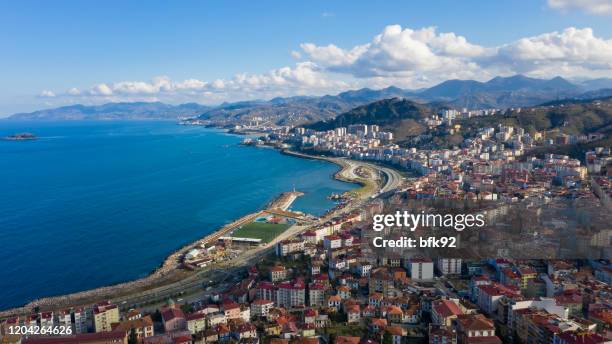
left=7, top=102, right=211, bottom=121
left=577, top=78, right=612, bottom=91
left=7, top=75, right=612, bottom=123
left=414, top=75, right=580, bottom=108
left=192, top=75, right=612, bottom=125
left=196, top=87, right=412, bottom=126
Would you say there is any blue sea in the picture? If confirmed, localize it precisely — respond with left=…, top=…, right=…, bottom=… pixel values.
left=0, top=120, right=355, bottom=310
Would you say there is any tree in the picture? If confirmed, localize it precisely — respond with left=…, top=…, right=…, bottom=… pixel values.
left=180, top=303, right=193, bottom=314
left=383, top=331, right=394, bottom=344
left=128, top=328, right=138, bottom=344
left=152, top=309, right=162, bottom=322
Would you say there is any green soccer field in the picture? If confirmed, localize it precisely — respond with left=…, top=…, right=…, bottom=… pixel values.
left=231, top=222, right=291, bottom=243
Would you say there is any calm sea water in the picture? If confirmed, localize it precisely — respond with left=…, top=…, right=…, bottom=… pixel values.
left=0, top=120, right=355, bottom=309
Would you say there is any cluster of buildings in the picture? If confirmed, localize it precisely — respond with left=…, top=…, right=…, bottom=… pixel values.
left=256, top=115, right=611, bottom=219
left=425, top=108, right=500, bottom=128
left=2, top=111, right=610, bottom=343
left=183, top=243, right=229, bottom=270
left=0, top=301, right=156, bottom=344
left=1, top=202, right=611, bottom=344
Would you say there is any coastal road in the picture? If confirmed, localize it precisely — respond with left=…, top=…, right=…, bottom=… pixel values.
left=108, top=224, right=312, bottom=311
left=282, top=150, right=404, bottom=195
left=374, top=164, right=403, bottom=193
left=336, top=157, right=404, bottom=194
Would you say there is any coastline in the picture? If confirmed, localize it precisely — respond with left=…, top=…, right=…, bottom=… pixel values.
left=0, top=147, right=366, bottom=318
left=280, top=149, right=370, bottom=188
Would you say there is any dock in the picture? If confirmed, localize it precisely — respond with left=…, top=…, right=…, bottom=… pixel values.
left=267, top=191, right=304, bottom=211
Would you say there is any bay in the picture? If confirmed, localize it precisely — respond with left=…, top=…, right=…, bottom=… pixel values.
left=0, top=120, right=355, bottom=310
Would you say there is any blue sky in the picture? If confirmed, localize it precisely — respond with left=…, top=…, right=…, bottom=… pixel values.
left=1, top=0, right=612, bottom=116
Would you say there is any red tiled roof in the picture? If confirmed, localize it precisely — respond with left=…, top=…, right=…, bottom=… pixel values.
left=410, top=256, right=432, bottom=263
left=335, top=337, right=360, bottom=344
left=185, top=312, right=206, bottom=321
left=304, top=309, right=317, bottom=317
left=174, top=335, right=193, bottom=344
left=222, top=300, right=240, bottom=310
left=370, top=318, right=387, bottom=327
left=325, top=235, right=341, bottom=240
left=478, top=283, right=520, bottom=297
left=456, top=314, right=494, bottom=331
left=161, top=307, right=185, bottom=322
left=556, top=332, right=607, bottom=344
left=309, top=283, right=325, bottom=290
left=465, top=336, right=502, bottom=344
left=252, top=299, right=274, bottom=305
left=278, top=279, right=305, bottom=290
left=23, top=332, right=126, bottom=344
left=433, top=300, right=462, bottom=318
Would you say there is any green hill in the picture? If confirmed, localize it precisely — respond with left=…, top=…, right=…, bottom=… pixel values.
left=306, top=98, right=431, bottom=140
left=427, top=97, right=612, bottom=149
left=460, top=97, right=611, bottom=136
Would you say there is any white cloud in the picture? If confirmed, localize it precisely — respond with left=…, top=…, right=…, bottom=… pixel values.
left=39, top=90, right=55, bottom=97
left=50, top=62, right=349, bottom=105
left=492, top=27, right=612, bottom=77
left=301, top=25, right=493, bottom=85
left=508, top=27, right=612, bottom=63
left=40, top=24, right=612, bottom=105
left=300, top=24, right=612, bottom=86
left=300, top=42, right=368, bottom=68
left=67, top=87, right=81, bottom=95
left=548, top=0, right=612, bottom=14
left=175, top=79, right=207, bottom=90
left=321, top=11, right=335, bottom=18
left=211, top=79, right=225, bottom=89
left=89, top=83, right=113, bottom=96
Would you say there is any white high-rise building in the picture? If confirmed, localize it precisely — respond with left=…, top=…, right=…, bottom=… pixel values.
left=405, top=257, right=434, bottom=281
left=437, top=258, right=462, bottom=275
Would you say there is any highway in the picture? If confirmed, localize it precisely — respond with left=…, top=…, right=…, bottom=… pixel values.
left=336, top=157, right=404, bottom=194
left=375, top=164, right=404, bottom=193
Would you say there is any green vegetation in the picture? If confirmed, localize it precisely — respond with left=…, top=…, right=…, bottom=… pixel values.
left=309, top=96, right=612, bottom=151
left=526, top=136, right=612, bottom=163
left=349, top=178, right=378, bottom=198
left=475, top=103, right=608, bottom=135
left=307, top=98, right=429, bottom=140
left=383, top=332, right=393, bottom=344
left=128, top=329, right=138, bottom=344
left=322, top=323, right=365, bottom=338
left=180, top=303, right=193, bottom=314
left=426, top=98, right=612, bottom=149
left=255, top=252, right=310, bottom=280
left=232, top=222, right=290, bottom=243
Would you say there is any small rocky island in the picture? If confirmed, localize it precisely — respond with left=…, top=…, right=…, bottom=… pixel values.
left=2, top=132, right=37, bottom=141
